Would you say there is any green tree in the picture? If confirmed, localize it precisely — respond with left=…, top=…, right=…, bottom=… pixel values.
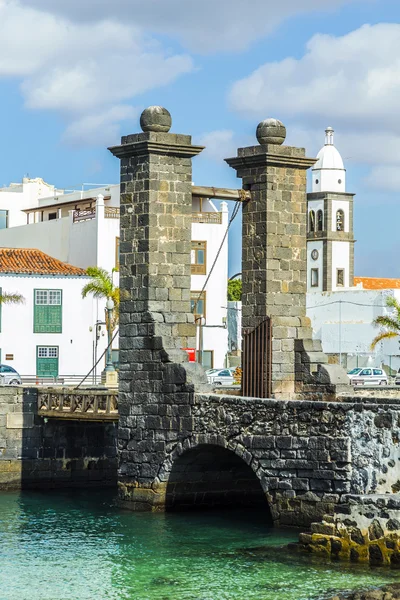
left=227, top=278, right=242, bottom=301
left=81, top=267, right=120, bottom=329
left=0, top=291, right=24, bottom=305
left=371, top=295, right=400, bottom=349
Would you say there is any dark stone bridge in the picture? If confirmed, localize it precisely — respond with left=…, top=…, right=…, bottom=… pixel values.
left=118, top=391, right=400, bottom=526
left=109, top=107, right=397, bottom=529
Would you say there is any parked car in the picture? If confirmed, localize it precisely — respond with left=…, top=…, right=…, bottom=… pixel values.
left=0, top=365, right=22, bottom=385
left=347, top=368, right=362, bottom=376
left=348, top=367, right=388, bottom=386
left=208, top=368, right=234, bottom=386
left=395, top=370, right=400, bottom=385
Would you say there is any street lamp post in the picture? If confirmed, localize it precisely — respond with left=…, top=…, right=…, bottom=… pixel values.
left=101, top=297, right=118, bottom=388
left=105, top=298, right=115, bottom=372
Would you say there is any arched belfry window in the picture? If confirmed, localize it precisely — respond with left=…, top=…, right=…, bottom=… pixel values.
left=317, top=210, right=323, bottom=232
left=309, top=210, right=315, bottom=233
left=336, top=209, right=344, bottom=232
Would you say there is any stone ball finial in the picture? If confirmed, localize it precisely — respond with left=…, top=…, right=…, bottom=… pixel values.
left=140, top=106, right=172, bottom=133
left=256, top=118, right=286, bottom=145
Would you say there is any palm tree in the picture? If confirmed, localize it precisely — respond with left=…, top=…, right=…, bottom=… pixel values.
left=81, top=267, right=120, bottom=330
left=0, top=291, right=24, bottom=305
left=371, top=295, right=400, bottom=349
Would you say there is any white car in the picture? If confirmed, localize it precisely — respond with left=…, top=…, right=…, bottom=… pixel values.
left=208, top=368, right=235, bottom=386
left=349, top=367, right=388, bottom=386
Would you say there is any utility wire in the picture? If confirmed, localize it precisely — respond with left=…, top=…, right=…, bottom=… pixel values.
left=75, top=328, right=119, bottom=390
left=193, top=201, right=241, bottom=313
left=309, top=300, right=390, bottom=309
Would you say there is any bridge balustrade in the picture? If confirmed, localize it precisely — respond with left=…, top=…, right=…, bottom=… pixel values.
left=38, top=389, right=119, bottom=421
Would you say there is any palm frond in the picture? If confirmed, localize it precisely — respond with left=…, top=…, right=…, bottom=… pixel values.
left=372, top=315, right=400, bottom=333
left=371, top=330, right=398, bottom=349
left=0, top=292, right=25, bottom=304
left=386, top=295, right=400, bottom=322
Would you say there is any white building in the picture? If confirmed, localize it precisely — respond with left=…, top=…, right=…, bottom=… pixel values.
left=307, top=127, right=355, bottom=292
left=0, top=248, right=108, bottom=381
left=306, top=128, right=400, bottom=374
left=0, top=180, right=229, bottom=369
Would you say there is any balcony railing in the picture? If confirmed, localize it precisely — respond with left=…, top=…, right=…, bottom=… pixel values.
left=192, top=212, right=222, bottom=224
left=72, top=206, right=120, bottom=223
left=38, top=389, right=119, bottom=421
left=105, top=207, right=120, bottom=219
left=73, top=208, right=96, bottom=222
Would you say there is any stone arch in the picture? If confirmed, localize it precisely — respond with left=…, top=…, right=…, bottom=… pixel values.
left=164, top=442, right=272, bottom=520
left=336, top=209, right=345, bottom=231
left=309, top=210, right=315, bottom=232
left=317, top=209, right=323, bottom=231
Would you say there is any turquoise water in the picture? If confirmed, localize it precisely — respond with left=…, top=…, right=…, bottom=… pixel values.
left=0, top=490, right=399, bottom=600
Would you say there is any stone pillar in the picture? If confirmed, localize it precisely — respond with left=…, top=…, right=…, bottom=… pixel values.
left=226, top=119, right=334, bottom=398
left=109, top=106, right=207, bottom=509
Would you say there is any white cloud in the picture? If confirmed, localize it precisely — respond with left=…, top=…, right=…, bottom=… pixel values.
left=199, top=129, right=256, bottom=162
left=199, top=130, right=236, bottom=162
left=365, top=166, right=400, bottom=193
left=230, top=23, right=400, bottom=128
left=229, top=23, right=400, bottom=191
left=19, top=0, right=362, bottom=53
left=0, top=0, right=193, bottom=144
left=62, top=105, right=139, bottom=147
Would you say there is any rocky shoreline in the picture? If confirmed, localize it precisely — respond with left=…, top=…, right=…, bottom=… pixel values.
left=326, top=583, right=400, bottom=599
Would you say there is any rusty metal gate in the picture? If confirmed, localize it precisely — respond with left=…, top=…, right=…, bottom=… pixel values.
left=242, top=317, right=272, bottom=398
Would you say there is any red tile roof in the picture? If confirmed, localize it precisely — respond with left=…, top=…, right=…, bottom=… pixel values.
left=354, top=277, right=400, bottom=290
left=0, top=248, right=87, bottom=276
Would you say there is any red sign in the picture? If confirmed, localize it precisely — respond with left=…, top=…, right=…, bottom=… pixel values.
left=183, top=348, right=196, bottom=362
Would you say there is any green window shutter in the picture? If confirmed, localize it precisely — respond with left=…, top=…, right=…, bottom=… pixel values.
left=34, top=289, right=62, bottom=333
left=36, top=346, right=59, bottom=377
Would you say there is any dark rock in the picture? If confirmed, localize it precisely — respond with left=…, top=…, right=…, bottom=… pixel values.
left=369, top=544, right=384, bottom=564
left=350, top=528, right=364, bottom=545
left=387, top=519, right=400, bottom=531
left=350, top=548, right=359, bottom=562
left=369, top=520, right=384, bottom=540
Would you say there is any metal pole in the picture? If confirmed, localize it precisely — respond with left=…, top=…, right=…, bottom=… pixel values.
left=199, top=315, right=204, bottom=367
left=105, top=305, right=114, bottom=371
left=339, top=300, right=342, bottom=367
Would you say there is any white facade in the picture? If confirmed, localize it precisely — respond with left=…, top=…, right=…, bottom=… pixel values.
left=311, top=127, right=346, bottom=193
left=307, top=240, right=323, bottom=292
left=0, top=183, right=230, bottom=370
left=307, top=288, right=400, bottom=373
left=0, top=274, right=108, bottom=381
left=0, top=178, right=60, bottom=228
left=307, top=127, right=353, bottom=293
left=191, top=200, right=229, bottom=368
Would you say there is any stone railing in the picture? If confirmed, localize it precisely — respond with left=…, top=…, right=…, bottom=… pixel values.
left=192, top=211, right=222, bottom=224
left=38, top=388, right=119, bottom=421
left=104, top=206, right=120, bottom=218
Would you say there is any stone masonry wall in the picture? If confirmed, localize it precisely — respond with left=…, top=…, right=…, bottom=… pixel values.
left=225, top=123, right=348, bottom=398
left=109, top=107, right=208, bottom=509
left=0, top=387, right=117, bottom=489
left=123, top=392, right=400, bottom=526
left=299, top=494, right=400, bottom=566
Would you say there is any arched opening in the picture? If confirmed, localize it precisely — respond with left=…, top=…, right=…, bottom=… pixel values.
left=309, top=210, right=315, bottom=232
left=165, top=445, right=272, bottom=522
left=336, top=209, right=344, bottom=231
left=317, top=209, right=323, bottom=232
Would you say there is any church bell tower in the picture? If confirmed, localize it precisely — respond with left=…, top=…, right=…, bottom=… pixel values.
left=307, top=127, right=355, bottom=292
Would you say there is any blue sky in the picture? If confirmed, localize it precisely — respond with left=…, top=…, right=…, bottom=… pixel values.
left=1, top=0, right=400, bottom=277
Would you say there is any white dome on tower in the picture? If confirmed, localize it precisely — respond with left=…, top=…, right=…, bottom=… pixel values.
left=312, top=127, right=346, bottom=193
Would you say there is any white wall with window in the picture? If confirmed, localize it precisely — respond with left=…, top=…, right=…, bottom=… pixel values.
left=191, top=199, right=229, bottom=368
left=0, top=274, right=108, bottom=380
left=307, top=288, right=400, bottom=373
left=0, top=184, right=230, bottom=371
